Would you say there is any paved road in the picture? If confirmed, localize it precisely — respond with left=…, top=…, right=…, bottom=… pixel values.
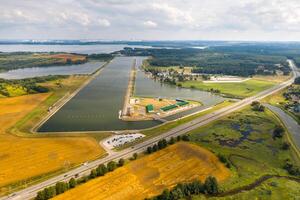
left=265, top=104, right=300, bottom=149
left=2, top=60, right=299, bottom=200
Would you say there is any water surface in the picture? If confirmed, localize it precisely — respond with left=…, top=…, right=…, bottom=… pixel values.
left=39, top=57, right=160, bottom=132
left=0, top=44, right=150, bottom=54
left=0, top=62, right=105, bottom=79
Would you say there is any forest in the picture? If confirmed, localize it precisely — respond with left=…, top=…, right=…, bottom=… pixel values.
left=120, top=44, right=296, bottom=76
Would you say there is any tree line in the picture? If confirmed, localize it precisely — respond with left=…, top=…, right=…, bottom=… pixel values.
left=145, top=135, right=190, bottom=154
left=146, top=176, right=219, bottom=200
left=35, top=158, right=127, bottom=200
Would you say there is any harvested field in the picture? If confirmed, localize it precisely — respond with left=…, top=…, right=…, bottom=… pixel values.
left=45, top=53, right=87, bottom=63
left=54, top=142, right=230, bottom=200
left=0, top=80, right=105, bottom=195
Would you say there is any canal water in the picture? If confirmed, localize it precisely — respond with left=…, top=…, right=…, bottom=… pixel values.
left=39, top=57, right=226, bottom=132
left=38, top=57, right=160, bottom=132
left=0, top=61, right=105, bottom=79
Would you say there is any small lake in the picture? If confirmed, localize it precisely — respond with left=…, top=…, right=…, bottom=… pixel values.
left=0, top=62, right=105, bottom=79
left=39, top=57, right=226, bottom=132
left=0, top=44, right=151, bottom=54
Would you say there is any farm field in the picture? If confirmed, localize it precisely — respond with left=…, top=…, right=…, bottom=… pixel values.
left=187, top=106, right=300, bottom=198
left=0, top=76, right=107, bottom=196
left=180, top=79, right=276, bottom=98
left=53, top=142, right=230, bottom=200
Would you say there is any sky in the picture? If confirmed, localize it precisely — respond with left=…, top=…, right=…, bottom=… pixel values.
left=1, top=0, right=300, bottom=41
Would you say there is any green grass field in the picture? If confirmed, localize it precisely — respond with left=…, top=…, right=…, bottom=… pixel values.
left=187, top=106, right=300, bottom=199
left=180, top=79, right=276, bottom=98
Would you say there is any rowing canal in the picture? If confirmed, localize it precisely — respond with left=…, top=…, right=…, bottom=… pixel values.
left=39, top=57, right=225, bottom=132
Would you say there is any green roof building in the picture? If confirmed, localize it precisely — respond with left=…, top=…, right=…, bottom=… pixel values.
left=146, top=104, right=154, bottom=113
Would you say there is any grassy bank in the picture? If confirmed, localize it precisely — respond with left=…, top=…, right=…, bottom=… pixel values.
left=179, top=79, right=276, bottom=98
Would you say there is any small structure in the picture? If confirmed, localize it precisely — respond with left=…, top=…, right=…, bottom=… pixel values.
left=146, top=104, right=154, bottom=113
left=161, top=104, right=178, bottom=112
left=176, top=101, right=189, bottom=107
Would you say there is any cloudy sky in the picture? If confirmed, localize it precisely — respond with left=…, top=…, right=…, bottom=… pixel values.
left=1, top=0, right=300, bottom=41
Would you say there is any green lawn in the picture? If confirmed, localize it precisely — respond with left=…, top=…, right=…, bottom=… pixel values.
left=180, top=79, right=276, bottom=98
left=187, top=106, right=300, bottom=198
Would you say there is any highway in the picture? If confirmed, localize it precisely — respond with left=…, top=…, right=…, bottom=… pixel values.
left=2, top=60, right=299, bottom=200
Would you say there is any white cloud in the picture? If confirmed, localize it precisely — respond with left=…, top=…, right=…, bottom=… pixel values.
left=1, top=0, right=300, bottom=41
left=143, top=20, right=157, bottom=28
left=151, top=3, right=194, bottom=27
left=97, top=19, right=111, bottom=27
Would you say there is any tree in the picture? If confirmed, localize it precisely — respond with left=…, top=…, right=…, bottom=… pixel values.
left=132, top=153, right=138, bottom=160
left=96, top=164, right=107, bottom=176
left=118, top=158, right=125, bottom=167
left=176, top=135, right=181, bottom=141
left=152, top=144, right=158, bottom=152
left=204, top=176, right=219, bottom=194
left=107, top=161, right=117, bottom=172
left=35, top=191, right=46, bottom=200
left=146, top=146, right=152, bottom=154
left=168, top=137, right=175, bottom=145
left=44, top=186, right=56, bottom=199
left=282, top=142, right=290, bottom=150
left=182, top=135, right=190, bottom=141
left=273, top=126, right=284, bottom=139
left=68, top=178, right=77, bottom=188
left=55, top=182, right=68, bottom=195
left=89, top=169, right=97, bottom=179
left=251, top=101, right=265, bottom=112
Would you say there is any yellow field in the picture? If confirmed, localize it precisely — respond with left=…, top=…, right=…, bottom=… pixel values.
left=0, top=81, right=105, bottom=194
left=54, top=142, right=230, bottom=200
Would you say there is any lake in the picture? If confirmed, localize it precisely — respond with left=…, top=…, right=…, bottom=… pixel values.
left=0, top=44, right=151, bottom=54
left=39, top=57, right=226, bottom=132
left=0, top=61, right=105, bottom=79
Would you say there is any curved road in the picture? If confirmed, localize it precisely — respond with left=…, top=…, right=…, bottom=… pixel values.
left=265, top=104, right=300, bottom=149
left=2, top=60, right=299, bottom=200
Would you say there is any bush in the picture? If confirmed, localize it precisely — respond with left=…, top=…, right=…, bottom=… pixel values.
left=273, top=126, right=284, bottom=139
left=96, top=164, right=107, bottom=176
left=251, top=101, right=265, bottom=112
left=118, top=158, right=125, bottom=166
left=204, top=176, right=219, bottom=194
left=68, top=178, right=77, bottom=188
